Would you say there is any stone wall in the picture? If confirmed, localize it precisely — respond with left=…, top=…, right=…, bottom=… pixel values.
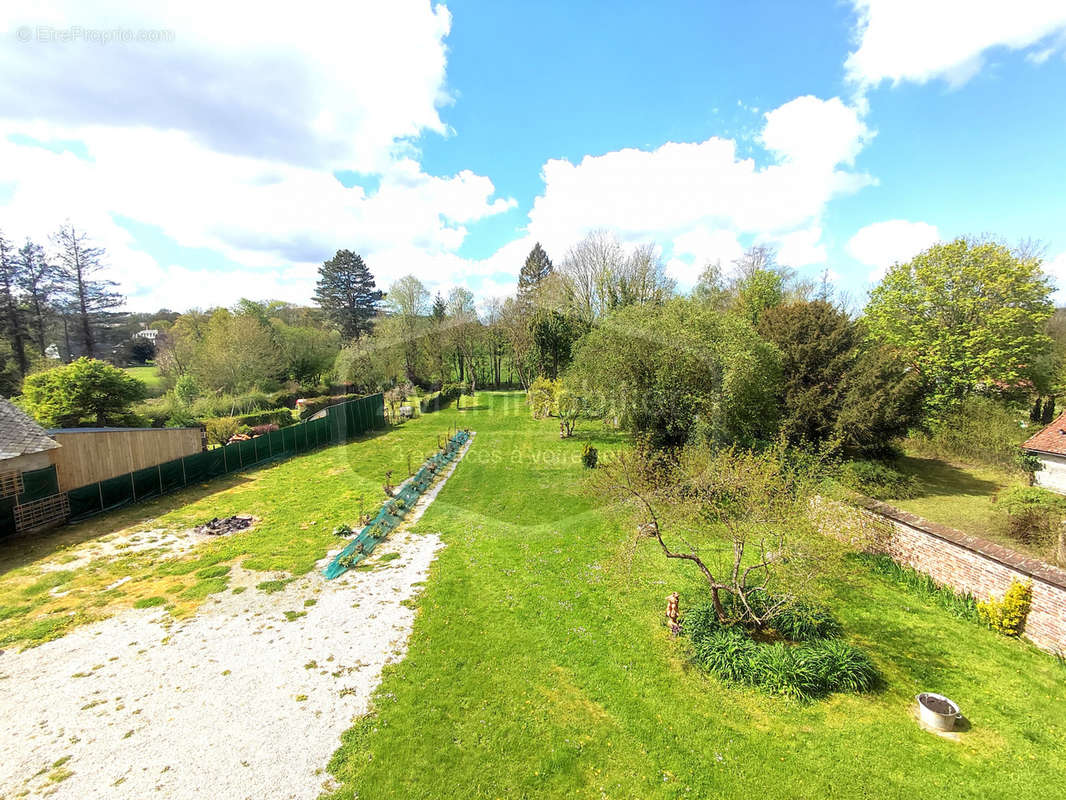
left=813, top=496, right=1066, bottom=654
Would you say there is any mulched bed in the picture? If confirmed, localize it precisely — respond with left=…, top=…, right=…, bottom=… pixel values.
left=194, top=516, right=255, bottom=536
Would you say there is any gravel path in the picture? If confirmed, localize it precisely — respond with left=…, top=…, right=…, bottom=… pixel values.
left=0, top=434, right=473, bottom=799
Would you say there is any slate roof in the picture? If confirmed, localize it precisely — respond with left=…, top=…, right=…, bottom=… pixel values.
left=0, top=398, right=60, bottom=461
left=1022, top=410, right=1066, bottom=456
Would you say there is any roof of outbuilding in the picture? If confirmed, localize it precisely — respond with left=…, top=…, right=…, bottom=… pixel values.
left=0, top=398, right=60, bottom=461
left=1022, top=410, right=1066, bottom=456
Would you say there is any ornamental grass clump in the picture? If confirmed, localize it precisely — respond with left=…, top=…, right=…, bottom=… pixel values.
left=683, top=596, right=878, bottom=701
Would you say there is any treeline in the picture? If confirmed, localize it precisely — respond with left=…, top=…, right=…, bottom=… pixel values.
left=0, top=222, right=134, bottom=395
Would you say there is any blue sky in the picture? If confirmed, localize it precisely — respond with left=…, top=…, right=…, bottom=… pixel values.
left=1, top=1, right=1065, bottom=310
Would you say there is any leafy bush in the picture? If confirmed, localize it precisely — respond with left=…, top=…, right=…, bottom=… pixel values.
left=174, top=374, right=201, bottom=405
left=838, top=460, right=921, bottom=500
left=297, top=393, right=363, bottom=420
left=238, top=408, right=295, bottom=428
left=190, top=391, right=274, bottom=419
left=850, top=553, right=980, bottom=622
left=20, top=357, right=148, bottom=427
left=527, top=377, right=557, bottom=419
left=977, top=579, right=1032, bottom=636
left=995, top=486, right=1066, bottom=544
left=249, top=423, right=280, bottom=437
left=204, top=416, right=240, bottom=447
left=682, top=594, right=875, bottom=700
left=582, top=443, right=598, bottom=469
left=690, top=624, right=877, bottom=701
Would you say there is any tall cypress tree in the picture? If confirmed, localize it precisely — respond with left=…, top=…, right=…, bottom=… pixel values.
left=518, top=242, right=553, bottom=296
left=313, top=249, right=383, bottom=341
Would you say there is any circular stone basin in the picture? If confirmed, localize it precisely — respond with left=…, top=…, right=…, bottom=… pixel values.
left=917, top=692, right=961, bottom=731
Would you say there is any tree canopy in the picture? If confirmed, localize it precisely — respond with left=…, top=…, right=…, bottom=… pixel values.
left=313, top=249, right=383, bottom=341
left=20, top=357, right=147, bottom=427
left=865, top=237, right=1053, bottom=420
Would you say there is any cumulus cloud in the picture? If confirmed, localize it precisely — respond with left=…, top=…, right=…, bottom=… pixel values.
left=0, top=1, right=520, bottom=310
left=845, top=0, right=1066, bottom=88
left=846, top=219, right=940, bottom=281
left=526, top=95, right=872, bottom=288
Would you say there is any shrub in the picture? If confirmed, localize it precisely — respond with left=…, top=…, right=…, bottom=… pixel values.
left=770, top=600, right=844, bottom=641
left=582, top=443, right=598, bottom=469
left=527, top=377, right=557, bottom=419
left=190, top=391, right=274, bottom=419
left=249, top=423, right=280, bottom=437
left=977, top=579, right=1032, bottom=636
left=238, top=408, right=295, bottom=428
left=204, top=416, right=240, bottom=447
left=689, top=623, right=876, bottom=701
left=995, top=486, right=1066, bottom=544
left=297, top=393, right=362, bottom=420
left=838, top=460, right=921, bottom=500
left=174, top=374, right=201, bottom=405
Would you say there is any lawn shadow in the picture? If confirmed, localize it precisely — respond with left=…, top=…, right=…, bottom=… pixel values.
left=894, top=456, right=1004, bottom=499
left=573, top=427, right=629, bottom=448
left=457, top=405, right=489, bottom=412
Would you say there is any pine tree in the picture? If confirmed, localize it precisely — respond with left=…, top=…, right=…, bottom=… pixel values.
left=313, top=249, right=383, bottom=341
left=51, top=222, right=123, bottom=359
left=518, top=242, right=553, bottom=296
left=432, top=291, right=446, bottom=322
left=16, top=238, right=57, bottom=355
left=0, top=231, right=27, bottom=375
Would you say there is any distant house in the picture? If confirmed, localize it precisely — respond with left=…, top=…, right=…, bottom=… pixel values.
left=1022, top=411, right=1066, bottom=493
left=134, top=329, right=159, bottom=342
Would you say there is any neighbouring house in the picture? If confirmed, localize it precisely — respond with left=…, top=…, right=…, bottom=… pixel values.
left=134, top=328, right=159, bottom=342
left=1022, top=410, right=1066, bottom=493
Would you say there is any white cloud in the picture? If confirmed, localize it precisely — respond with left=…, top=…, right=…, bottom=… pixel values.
left=526, top=95, right=872, bottom=286
left=1042, top=251, right=1066, bottom=304
left=0, top=1, right=520, bottom=310
left=846, top=220, right=940, bottom=281
left=845, top=0, right=1066, bottom=88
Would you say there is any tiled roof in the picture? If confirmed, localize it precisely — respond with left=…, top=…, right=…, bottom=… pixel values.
left=1022, top=410, right=1066, bottom=456
left=0, top=398, right=60, bottom=461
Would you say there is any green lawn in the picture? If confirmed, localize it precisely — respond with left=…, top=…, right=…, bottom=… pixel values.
left=123, top=364, right=165, bottom=397
left=890, top=456, right=1061, bottom=562
left=0, top=414, right=453, bottom=646
left=326, top=392, right=1066, bottom=799
left=2, top=393, right=1064, bottom=796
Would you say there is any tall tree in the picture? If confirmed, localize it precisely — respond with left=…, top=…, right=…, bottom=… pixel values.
left=15, top=239, right=57, bottom=355
left=387, top=274, right=429, bottom=382
left=865, top=237, right=1053, bottom=420
left=518, top=242, right=553, bottom=297
left=0, top=231, right=27, bottom=375
left=51, top=222, right=123, bottom=358
left=313, top=249, right=383, bottom=341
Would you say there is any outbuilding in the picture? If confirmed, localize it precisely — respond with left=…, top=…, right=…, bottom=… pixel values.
left=1022, top=410, right=1066, bottom=494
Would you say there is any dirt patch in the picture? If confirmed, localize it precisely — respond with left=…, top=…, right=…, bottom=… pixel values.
left=193, top=516, right=255, bottom=536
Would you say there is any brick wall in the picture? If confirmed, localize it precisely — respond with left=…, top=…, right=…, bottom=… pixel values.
left=813, top=496, right=1066, bottom=654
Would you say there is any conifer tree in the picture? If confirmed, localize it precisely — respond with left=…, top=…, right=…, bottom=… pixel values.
left=518, top=242, right=553, bottom=296
left=313, top=249, right=383, bottom=341
left=51, top=222, right=123, bottom=359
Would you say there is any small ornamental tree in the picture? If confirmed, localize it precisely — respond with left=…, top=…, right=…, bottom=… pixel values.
left=20, top=357, right=148, bottom=427
left=594, top=442, right=832, bottom=629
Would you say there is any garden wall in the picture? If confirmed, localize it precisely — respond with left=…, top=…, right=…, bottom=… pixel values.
left=814, top=496, right=1066, bottom=654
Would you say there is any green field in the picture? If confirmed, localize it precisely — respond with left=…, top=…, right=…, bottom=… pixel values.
left=123, top=364, right=166, bottom=396
left=1, top=393, right=1064, bottom=797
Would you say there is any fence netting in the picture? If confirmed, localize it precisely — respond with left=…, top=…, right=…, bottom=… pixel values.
left=324, top=428, right=471, bottom=579
left=62, top=393, right=385, bottom=522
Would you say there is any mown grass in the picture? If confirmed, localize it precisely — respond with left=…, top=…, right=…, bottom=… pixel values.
left=0, top=413, right=457, bottom=647
left=123, top=365, right=165, bottom=397
left=325, top=392, right=1066, bottom=799
left=888, top=455, right=1063, bottom=561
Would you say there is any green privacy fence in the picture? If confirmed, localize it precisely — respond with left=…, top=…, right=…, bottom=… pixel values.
left=324, top=428, right=471, bottom=579
left=64, top=393, right=386, bottom=522
left=0, top=464, right=61, bottom=538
